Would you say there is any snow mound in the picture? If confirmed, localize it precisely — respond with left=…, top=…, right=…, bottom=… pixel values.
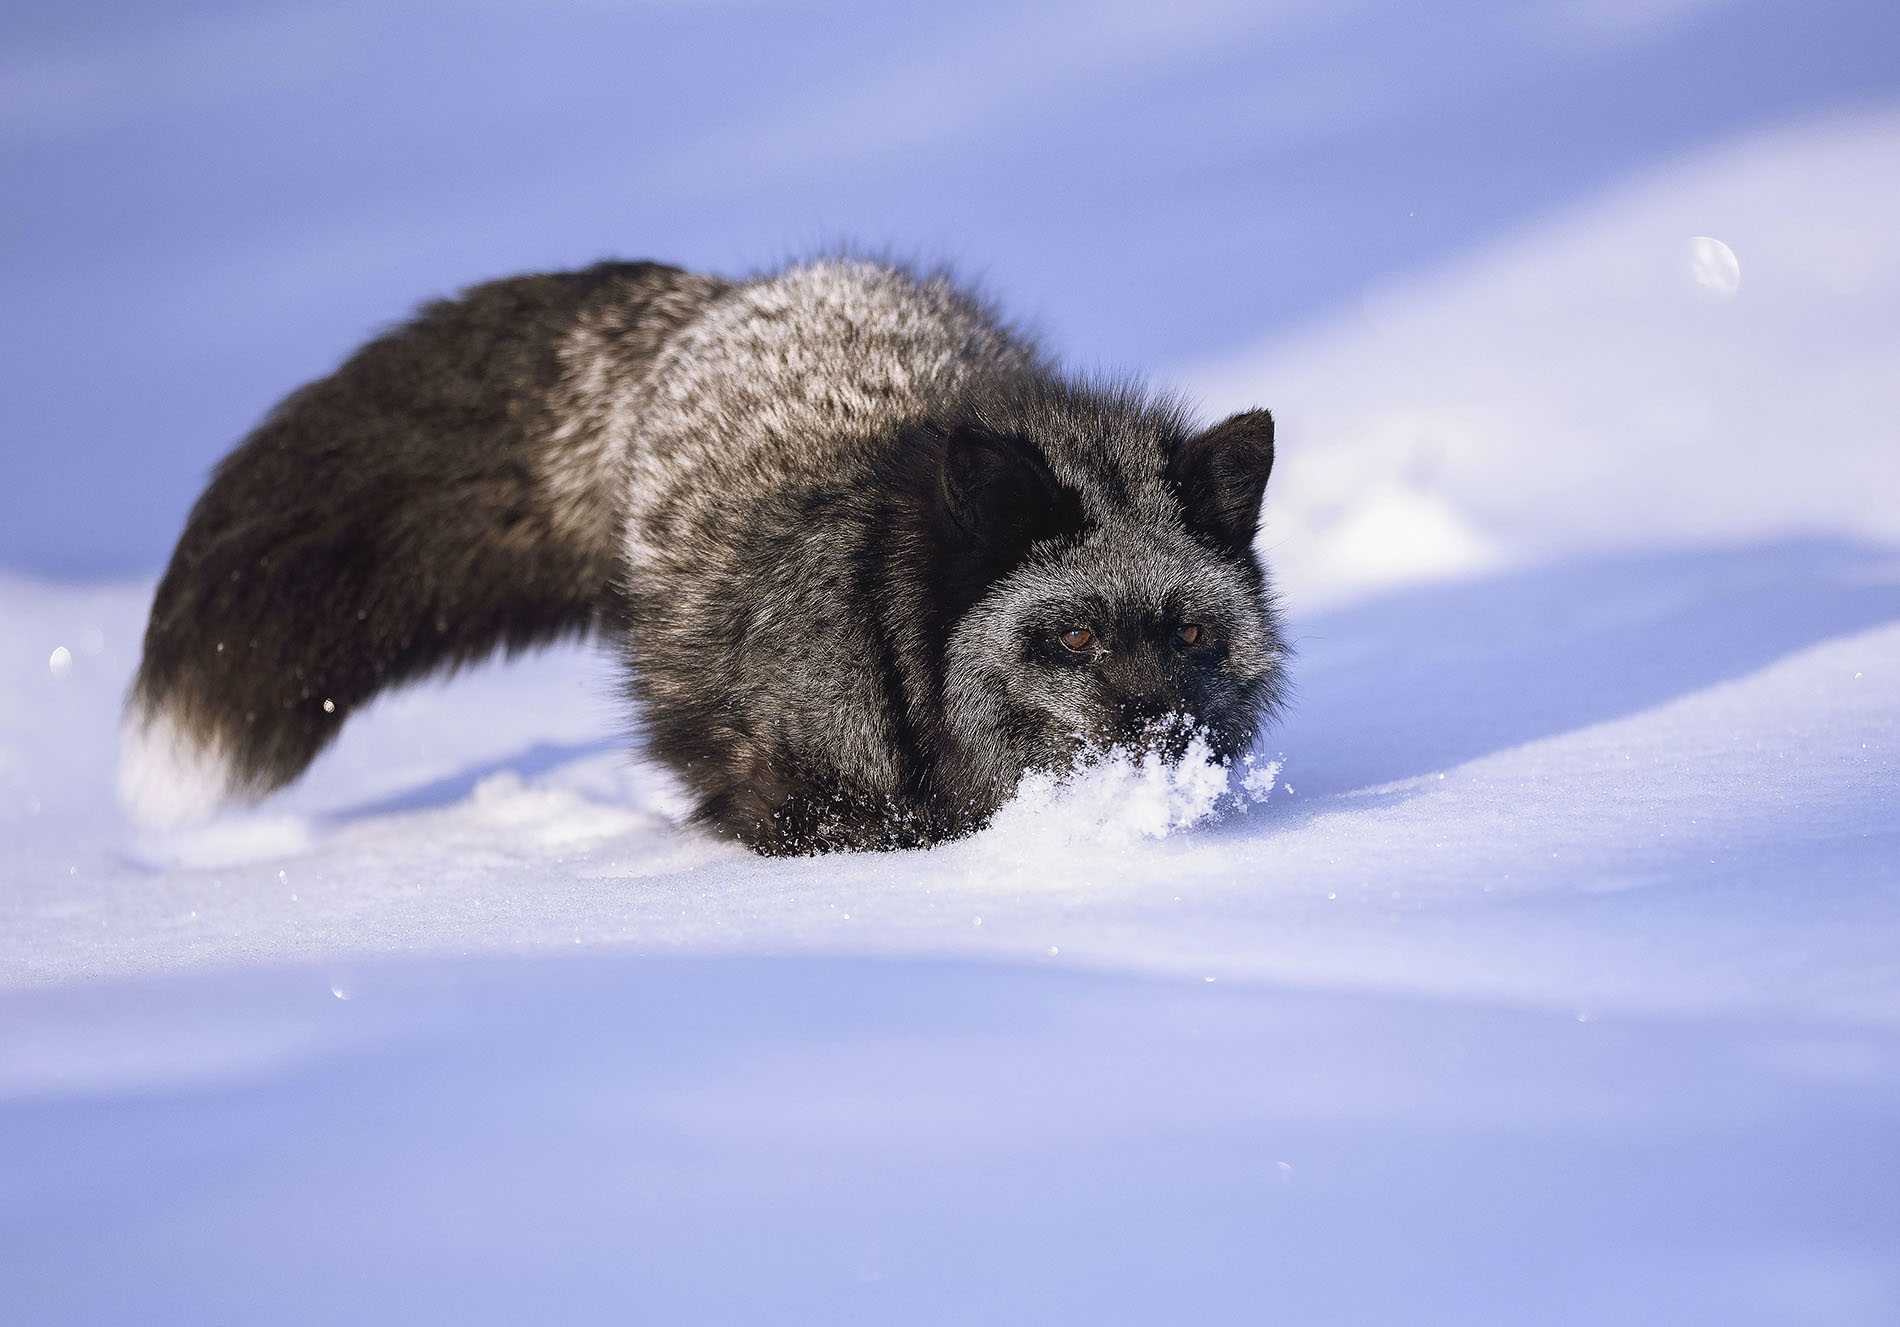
left=1194, top=107, right=1900, bottom=609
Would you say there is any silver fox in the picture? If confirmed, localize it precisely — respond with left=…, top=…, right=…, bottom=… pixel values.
left=124, top=258, right=1286, bottom=854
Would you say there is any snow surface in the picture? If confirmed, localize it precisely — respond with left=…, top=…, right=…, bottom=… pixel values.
left=4, top=111, right=1900, bottom=1323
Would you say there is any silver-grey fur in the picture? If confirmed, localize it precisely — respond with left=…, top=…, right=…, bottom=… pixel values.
left=124, top=256, right=1285, bottom=853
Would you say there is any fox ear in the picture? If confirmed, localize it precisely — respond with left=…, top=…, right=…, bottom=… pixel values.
left=937, top=426, right=1081, bottom=567
left=1168, top=408, right=1274, bottom=553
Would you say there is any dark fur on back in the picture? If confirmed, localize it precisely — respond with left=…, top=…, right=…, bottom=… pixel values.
left=125, top=257, right=1285, bottom=853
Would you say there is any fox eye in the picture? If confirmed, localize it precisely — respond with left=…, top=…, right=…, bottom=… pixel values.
left=1173, top=623, right=1203, bottom=647
left=1059, top=628, right=1094, bottom=651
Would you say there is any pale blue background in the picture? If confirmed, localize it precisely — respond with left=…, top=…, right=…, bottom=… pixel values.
left=5, top=0, right=1896, bottom=574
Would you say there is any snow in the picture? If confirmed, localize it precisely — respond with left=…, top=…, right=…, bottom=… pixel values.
left=1195, top=108, right=1900, bottom=607
left=5, top=111, right=1900, bottom=1322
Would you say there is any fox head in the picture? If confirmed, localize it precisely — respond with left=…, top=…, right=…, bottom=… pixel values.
left=919, top=383, right=1285, bottom=812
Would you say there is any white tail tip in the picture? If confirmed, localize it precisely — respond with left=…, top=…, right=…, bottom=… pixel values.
left=118, top=704, right=242, bottom=830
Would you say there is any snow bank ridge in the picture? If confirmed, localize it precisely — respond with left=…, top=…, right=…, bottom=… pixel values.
left=117, top=702, right=243, bottom=829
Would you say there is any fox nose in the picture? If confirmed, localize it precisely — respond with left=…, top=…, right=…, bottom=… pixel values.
left=1115, top=695, right=1166, bottom=730
left=1114, top=698, right=1193, bottom=757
